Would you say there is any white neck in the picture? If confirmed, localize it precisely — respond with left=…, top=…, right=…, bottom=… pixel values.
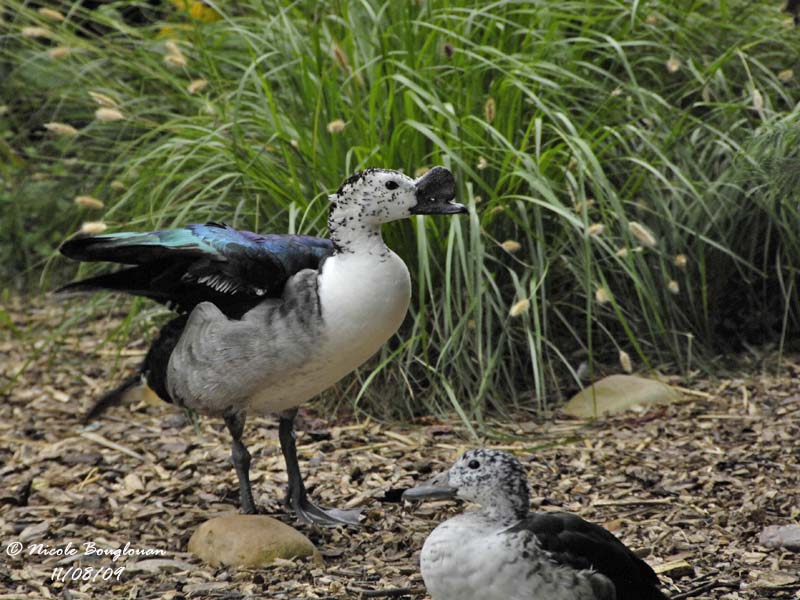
left=328, top=206, right=390, bottom=256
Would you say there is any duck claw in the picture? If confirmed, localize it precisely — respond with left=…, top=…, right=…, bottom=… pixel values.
left=292, top=496, right=362, bottom=527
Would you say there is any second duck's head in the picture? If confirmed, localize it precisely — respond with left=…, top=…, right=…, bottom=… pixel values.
left=403, top=448, right=531, bottom=520
left=330, top=167, right=466, bottom=225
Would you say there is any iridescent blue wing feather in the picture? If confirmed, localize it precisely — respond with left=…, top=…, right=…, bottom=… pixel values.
left=58, top=222, right=334, bottom=318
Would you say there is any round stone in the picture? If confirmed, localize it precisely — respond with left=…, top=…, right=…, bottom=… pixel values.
left=188, top=514, right=320, bottom=567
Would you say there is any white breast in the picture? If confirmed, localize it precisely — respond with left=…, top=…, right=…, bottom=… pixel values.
left=318, top=250, right=411, bottom=358
left=421, top=514, right=601, bottom=600
left=245, top=249, right=411, bottom=413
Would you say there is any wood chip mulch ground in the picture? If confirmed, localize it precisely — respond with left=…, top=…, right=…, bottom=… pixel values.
left=1, top=299, right=799, bottom=599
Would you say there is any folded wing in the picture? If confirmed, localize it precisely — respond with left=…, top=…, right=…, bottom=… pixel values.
left=506, top=512, right=669, bottom=600
left=58, top=222, right=334, bottom=318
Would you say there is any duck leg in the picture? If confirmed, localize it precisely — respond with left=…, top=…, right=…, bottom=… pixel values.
left=223, top=410, right=257, bottom=515
left=278, top=409, right=361, bottom=527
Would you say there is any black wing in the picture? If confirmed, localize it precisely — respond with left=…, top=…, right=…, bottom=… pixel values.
left=58, top=222, right=334, bottom=318
left=506, top=512, right=669, bottom=600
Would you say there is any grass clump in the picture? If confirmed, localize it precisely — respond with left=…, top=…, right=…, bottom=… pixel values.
left=1, top=0, right=799, bottom=423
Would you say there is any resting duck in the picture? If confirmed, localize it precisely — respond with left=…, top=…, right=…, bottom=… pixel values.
left=403, top=449, right=669, bottom=600
left=59, top=167, right=465, bottom=526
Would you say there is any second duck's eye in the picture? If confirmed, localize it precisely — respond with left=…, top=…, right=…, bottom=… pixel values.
left=385, top=181, right=399, bottom=190
left=468, top=459, right=480, bottom=469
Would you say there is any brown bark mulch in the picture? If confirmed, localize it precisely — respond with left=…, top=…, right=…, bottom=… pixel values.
left=1, top=299, right=799, bottom=599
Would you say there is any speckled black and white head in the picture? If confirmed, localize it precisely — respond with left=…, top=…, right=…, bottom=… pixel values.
left=331, top=167, right=463, bottom=222
left=328, top=167, right=465, bottom=254
left=404, top=449, right=531, bottom=521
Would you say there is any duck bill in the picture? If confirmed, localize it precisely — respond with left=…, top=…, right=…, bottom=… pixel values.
left=402, top=471, right=458, bottom=501
left=411, top=166, right=467, bottom=215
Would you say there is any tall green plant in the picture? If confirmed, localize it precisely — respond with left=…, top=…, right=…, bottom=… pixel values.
left=2, top=0, right=798, bottom=422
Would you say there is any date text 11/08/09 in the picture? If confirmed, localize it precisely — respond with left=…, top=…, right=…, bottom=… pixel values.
left=51, top=565, right=125, bottom=583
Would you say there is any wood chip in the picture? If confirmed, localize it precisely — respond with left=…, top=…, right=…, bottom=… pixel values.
left=80, top=432, right=147, bottom=462
left=1, top=298, right=798, bottom=599
left=653, top=559, right=694, bottom=578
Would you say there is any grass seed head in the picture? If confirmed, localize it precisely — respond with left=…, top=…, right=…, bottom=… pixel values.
left=38, top=7, right=65, bottom=21
left=668, top=280, right=680, bottom=295
left=74, top=195, right=104, bottom=209
left=44, top=122, right=78, bottom=137
left=22, top=26, right=53, bottom=38
left=187, top=79, right=208, bottom=94
left=164, top=52, right=187, bottom=67
left=666, top=56, right=681, bottom=73
left=476, top=156, right=488, bottom=170
left=752, top=88, right=764, bottom=112
left=48, top=46, right=72, bottom=59
left=89, top=92, right=118, bottom=108
left=484, top=97, right=496, bottom=123
left=332, top=44, right=349, bottom=72
left=674, top=254, right=688, bottom=269
left=509, top=298, right=530, bottom=317
left=500, top=240, right=521, bottom=253
left=778, top=69, right=794, bottom=82
left=619, top=350, right=633, bottom=373
left=110, top=180, right=126, bottom=191
left=586, top=223, right=604, bottom=237
left=80, top=221, right=107, bottom=234
left=163, top=40, right=187, bottom=67
left=326, top=119, right=346, bottom=134
left=628, top=221, right=657, bottom=247
left=595, top=287, right=611, bottom=304
left=95, top=108, right=125, bottom=122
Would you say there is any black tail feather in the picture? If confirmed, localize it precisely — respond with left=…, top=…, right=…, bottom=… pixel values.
left=56, top=265, right=164, bottom=298
left=59, top=234, right=129, bottom=263
left=82, top=374, right=142, bottom=424
left=81, top=314, right=188, bottom=423
left=54, top=262, right=193, bottom=306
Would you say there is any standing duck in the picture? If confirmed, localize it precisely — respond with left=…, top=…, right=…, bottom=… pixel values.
left=59, top=167, right=465, bottom=526
left=403, top=449, right=669, bottom=600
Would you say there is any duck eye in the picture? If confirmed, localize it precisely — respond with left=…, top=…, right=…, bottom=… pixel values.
left=468, top=460, right=480, bottom=469
left=385, top=181, right=399, bottom=190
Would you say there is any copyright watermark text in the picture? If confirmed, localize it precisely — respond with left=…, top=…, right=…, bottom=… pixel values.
left=4, top=540, right=166, bottom=583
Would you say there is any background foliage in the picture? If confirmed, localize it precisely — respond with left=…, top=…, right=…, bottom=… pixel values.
left=2, top=0, right=799, bottom=423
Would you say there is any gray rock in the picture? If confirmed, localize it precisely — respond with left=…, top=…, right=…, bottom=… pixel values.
left=188, top=514, right=320, bottom=567
left=564, top=374, right=681, bottom=418
left=759, top=525, right=800, bottom=552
